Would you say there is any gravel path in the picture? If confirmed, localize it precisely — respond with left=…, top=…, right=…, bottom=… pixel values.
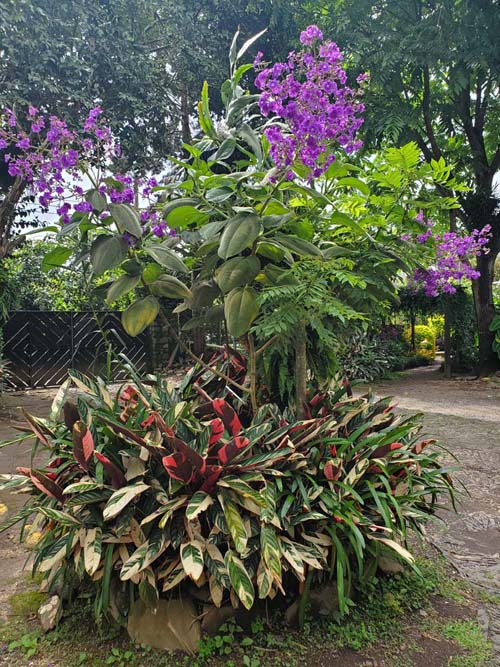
left=360, top=366, right=500, bottom=663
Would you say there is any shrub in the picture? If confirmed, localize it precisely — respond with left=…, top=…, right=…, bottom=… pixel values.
left=0, top=363, right=455, bottom=623
left=404, top=324, right=436, bottom=360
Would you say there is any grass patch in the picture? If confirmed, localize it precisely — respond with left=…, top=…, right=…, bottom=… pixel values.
left=443, top=620, right=494, bottom=667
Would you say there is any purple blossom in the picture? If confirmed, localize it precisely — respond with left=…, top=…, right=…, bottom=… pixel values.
left=407, top=217, right=492, bottom=296
left=299, top=25, right=324, bottom=46
left=74, top=201, right=92, bottom=214
left=255, top=34, right=364, bottom=181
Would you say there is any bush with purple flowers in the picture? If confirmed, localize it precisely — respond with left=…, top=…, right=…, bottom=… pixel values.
left=404, top=212, right=491, bottom=297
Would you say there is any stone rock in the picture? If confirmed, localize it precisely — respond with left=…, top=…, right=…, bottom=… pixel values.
left=127, top=598, right=201, bottom=653
left=201, top=604, right=236, bottom=635
left=38, top=595, right=62, bottom=632
left=378, top=556, right=405, bottom=574
left=285, top=584, right=339, bottom=626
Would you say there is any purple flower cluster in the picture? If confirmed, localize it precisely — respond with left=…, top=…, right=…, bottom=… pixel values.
left=255, top=25, right=366, bottom=181
left=0, top=108, right=168, bottom=237
left=406, top=213, right=492, bottom=296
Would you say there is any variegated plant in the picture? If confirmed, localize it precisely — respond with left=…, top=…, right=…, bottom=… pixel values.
left=0, top=365, right=454, bottom=621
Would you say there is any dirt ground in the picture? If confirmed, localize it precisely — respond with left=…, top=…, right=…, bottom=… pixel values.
left=0, top=367, right=499, bottom=666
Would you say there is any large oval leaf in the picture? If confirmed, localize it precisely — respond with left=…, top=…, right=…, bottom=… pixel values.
left=106, top=274, right=141, bottom=304
left=149, top=275, right=192, bottom=300
left=167, top=205, right=209, bottom=229
left=91, top=235, right=128, bottom=275
left=42, top=246, right=72, bottom=273
left=122, top=297, right=159, bottom=336
left=215, top=256, right=261, bottom=293
left=274, top=233, right=322, bottom=257
left=145, top=243, right=189, bottom=273
left=218, top=214, right=261, bottom=259
left=110, top=203, right=142, bottom=237
left=224, top=287, right=259, bottom=338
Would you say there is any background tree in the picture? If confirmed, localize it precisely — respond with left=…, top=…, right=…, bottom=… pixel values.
left=304, top=0, right=500, bottom=371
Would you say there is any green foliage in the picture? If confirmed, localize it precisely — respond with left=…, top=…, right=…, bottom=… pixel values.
left=29, top=33, right=455, bottom=416
left=490, top=314, right=500, bottom=359
left=405, top=324, right=436, bottom=360
left=3, top=240, right=133, bottom=311
left=0, top=362, right=455, bottom=627
left=443, top=620, right=493, bottom=667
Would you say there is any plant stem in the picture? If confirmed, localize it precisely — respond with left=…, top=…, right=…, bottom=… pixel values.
left=295, top=319, right=307, bottom=418
left=157, top=307, right=249, bottom=394
left=247, top=333, right=258, bottom=414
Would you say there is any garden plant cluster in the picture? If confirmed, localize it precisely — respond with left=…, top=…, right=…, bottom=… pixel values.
left=0, top=26, right=487, bottom=649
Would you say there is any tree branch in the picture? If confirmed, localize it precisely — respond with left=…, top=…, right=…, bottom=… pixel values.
left=422, top=65, right=441, bottom=160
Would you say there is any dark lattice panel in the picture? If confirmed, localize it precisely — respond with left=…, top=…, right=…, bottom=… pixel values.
left=3, top=311, right=151, bottom=389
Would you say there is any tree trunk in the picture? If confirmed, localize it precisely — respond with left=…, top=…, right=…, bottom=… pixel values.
left=472, top=249, right=500, bottom=374
left=180, top=85, right=192, bottom=146
left=295, top=321, right=307, bottom=418
left=0, top=177, right=27, bottom=259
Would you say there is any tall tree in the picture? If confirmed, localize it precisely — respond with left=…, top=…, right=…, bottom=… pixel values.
left=306, top=0, right=500, bottom=371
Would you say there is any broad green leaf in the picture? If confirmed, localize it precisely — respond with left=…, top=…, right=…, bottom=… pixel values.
left=86, top=188, right=107, bottom=212
left=206, top=186, right=234, bottom=203
left=180, top=541, right=205, bottom=580
left=238, top=123, right=262, bottom=162
left=336, top=176, right=370, bottom=195
left=103, top=482, right=149, bottom=521
left=205, top=542, right=231, bottom=590
left=120, top=531, right=168, bottom=580
left=224, top=286, right=259, bottom=338
left=186, top=491, right=214, bottom=521
left=110, top=203, right=142, bottom=237
left=225, top=549, right=254, bottom=610
left=122, top=297, right=159, bottom=336
left=145, top=243, right=189, bottom=273
left=274, top=233, right=322, bottom=257
left=218, top=214, right=261, bottom=259
left=214, top=137, right=237, bottom=161
left=167, top=205, right=208, bottom=229
left=142, top=263, right=163, bottom=284
left=149, top=275, right=192, bottom=300
left=90, top=235, right=128, bottom=275
left=41, top=246, right=72, bottom=273
left=63, top=482, right=103, bottom=494
left=83, top=527, right=102, bottom=576
left=215, top=256, right=261, bottom=293
left=256, top=240, right=287, bottom=262
left=106, top=274, right=140, bottom=304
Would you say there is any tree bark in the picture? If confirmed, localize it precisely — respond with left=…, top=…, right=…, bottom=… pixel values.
left=472, top=249, right=500, bottom=374
left=0, top=177, right=27, bottom=259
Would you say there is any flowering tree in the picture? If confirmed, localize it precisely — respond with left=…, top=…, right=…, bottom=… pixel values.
left=1, top=27, right=460, bottom=412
